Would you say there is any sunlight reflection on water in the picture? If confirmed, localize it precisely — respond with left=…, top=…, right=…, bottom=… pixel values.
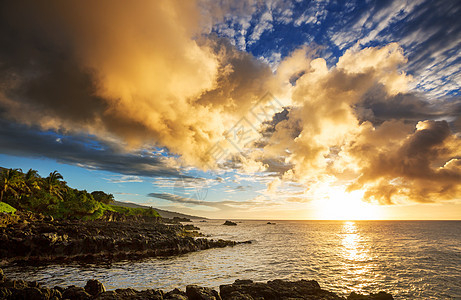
left=4, top=220, right=461, bottom=299
left=339, top=221, right=374, bottom=294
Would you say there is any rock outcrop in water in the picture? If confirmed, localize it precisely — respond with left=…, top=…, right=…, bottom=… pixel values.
left=223, top=220, right=237, bottom=226
left=0, top=211, right=241, bottom=264
left=0, top=270, right=394, bottom=300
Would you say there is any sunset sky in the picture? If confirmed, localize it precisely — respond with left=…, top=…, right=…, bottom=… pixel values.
left=0, top=0, right=460, bottom=220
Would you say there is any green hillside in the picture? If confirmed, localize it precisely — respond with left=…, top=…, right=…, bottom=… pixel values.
left=0, top=167, right=159, bottom=220
left=0, top=201, right=16, bottom=213
left=113, top=200, right=204, bottom=220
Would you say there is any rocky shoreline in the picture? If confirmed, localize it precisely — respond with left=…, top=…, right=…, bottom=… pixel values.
left=0, top=268, right=393, bottom=299
left=0, top=212, right=394, bottom=299
left=0, top=211, right=242, bottom=265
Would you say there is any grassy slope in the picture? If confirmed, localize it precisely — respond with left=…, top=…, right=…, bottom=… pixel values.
left=112, top=200, right=204, bottom=220
left=109, top=204, right=160, bottom=217
left=0, top=202, right=17, bottom=213
left=82, top=202, right=161, bottom=220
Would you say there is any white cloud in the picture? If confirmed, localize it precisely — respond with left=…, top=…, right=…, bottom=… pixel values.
left=248, top=10, right=274, bottom=44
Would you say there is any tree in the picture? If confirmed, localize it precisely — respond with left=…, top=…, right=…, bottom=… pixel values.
left=44, top=171, right=66, bottom=201
left=91, top=191, right=114, bottom=204
left=63, top=189, right=99, bottom=217
left=23, top=169, right=41, bottom=195
left=0, top=168, right=23, bottom=204
left=16, top=169, right=42, bottom=208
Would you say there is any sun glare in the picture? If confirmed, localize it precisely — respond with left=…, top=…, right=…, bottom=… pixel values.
left=313, top=188, right=382, bottom=220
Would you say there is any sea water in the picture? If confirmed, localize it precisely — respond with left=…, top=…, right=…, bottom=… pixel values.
left=4, top=220, right=461, bottom=299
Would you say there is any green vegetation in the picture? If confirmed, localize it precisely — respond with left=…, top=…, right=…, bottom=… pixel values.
left=80, top=203, right=160, bottom=220
left=0, top=167, right=159, bottom=220
left=0, top=202, right=16, bottom=213
left=110, top=204, right=160, bottom=218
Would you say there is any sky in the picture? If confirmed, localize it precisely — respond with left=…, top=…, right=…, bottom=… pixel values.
left=0, top=0, right=460, bottom=220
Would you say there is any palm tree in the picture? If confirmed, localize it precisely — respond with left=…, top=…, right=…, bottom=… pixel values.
left=44, top=170, right=65, bottom=201
left=21, top=168, right=42, bottom=199
left=0, top=168, right=23, bottom=203
left=24, top=169, right=40, bottom=191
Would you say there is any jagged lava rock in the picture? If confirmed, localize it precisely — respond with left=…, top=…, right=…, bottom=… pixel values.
left=0, top=211, right=238, bottom=264
left=62, top=285, right=93, bottom=299
left=85, top=279, right=106, bottom=296
left=0, top=268, right=395, bottom=300
left=186, top=285, right=221, bottom=300
left=221, top=279, right=339, bottom=300
left=165, top=288, right=188, bottom=300
left=222, top=221, right=237, bottom=226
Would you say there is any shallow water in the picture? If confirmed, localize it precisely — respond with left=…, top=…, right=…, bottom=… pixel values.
left=4, top=220, right=461, bottom=299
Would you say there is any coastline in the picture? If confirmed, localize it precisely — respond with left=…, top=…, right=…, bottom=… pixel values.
left=0, top=212, right=396, bottom=299
left=0, top=211, right=240, bottom=265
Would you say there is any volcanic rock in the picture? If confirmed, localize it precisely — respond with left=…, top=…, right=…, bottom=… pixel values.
left=222, top=221, right=237, bottom=226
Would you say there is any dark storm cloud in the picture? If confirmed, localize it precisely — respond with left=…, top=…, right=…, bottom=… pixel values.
left=0, top=1, right=108, bottom=126
left=0, top=120, right=183, bottom=178
left=356, top=85, right=461, bottom=126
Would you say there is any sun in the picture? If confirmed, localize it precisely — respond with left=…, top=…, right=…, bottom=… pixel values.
left=312, top=187, right=382, bottom=220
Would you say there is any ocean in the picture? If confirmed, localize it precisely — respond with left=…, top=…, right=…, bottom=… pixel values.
left=4, top=220, right=461, bottom=299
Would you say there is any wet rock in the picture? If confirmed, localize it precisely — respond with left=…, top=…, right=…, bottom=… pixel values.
left=208, top=239, right=237, bottom=248
left=104, top=288, right=163, bottom=299
left=237, top=241, right=252, bottom=245
left=85, top=279, right=106, bottom=296
left=62, top=285, right=92, bottom=300
left=50, top=288, right=63, bottom=299
left=222, top=221, right=237, bottom=226
left=0, top=269, right=395, bottom=300
left=94, top=290, right=119, bottom=299
left=233, top=280, right=253, bottom=285
left=184, top=224, right=200, bottom=231
left=186, top=285, right=221, bottom=300
left=165, top=288, right=188, bottom=300
left=348, top=291, right=394, bottom=300
left=12, top=279, right=28, bottom=289
left=114, top=288, right=140, bottom=297
left=220, top=279, right=342, bottom=300
left=136, top=289, right=164, bottom=299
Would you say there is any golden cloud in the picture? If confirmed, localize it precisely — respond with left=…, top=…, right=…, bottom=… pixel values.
left=0, top=0, right=275, bottom=167
left=262, top=44, right=461, bottom=204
